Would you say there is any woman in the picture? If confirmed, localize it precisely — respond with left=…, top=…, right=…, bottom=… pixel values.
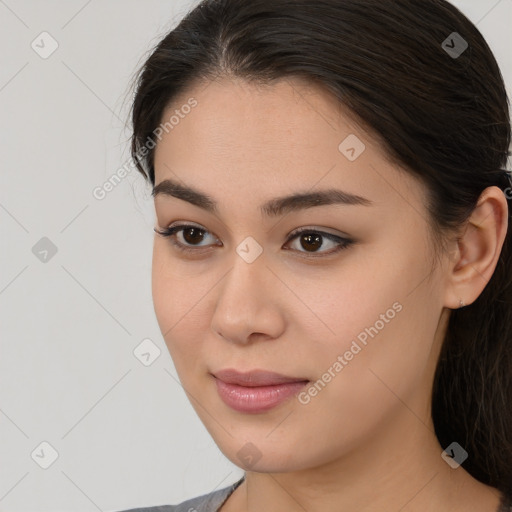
left=118, top=0, right=512, bottom=510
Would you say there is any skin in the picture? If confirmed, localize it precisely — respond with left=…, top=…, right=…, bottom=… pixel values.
left=151, top=76, right=508, bottom=512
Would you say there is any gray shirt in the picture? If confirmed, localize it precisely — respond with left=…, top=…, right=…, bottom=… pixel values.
left=116, top=476, right=245, bottom=512
left=116, top=477, right=512, bottom=512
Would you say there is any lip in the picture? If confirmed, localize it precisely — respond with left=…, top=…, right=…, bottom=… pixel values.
left=213, top=369, right=309, bottom=387
left=212, top=369, right=309, bottom=413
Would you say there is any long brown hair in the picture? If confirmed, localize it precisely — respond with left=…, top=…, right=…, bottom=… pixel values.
left=129, top=0, right=512, bottom=498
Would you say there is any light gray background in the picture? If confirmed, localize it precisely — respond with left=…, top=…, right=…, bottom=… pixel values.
left=0, top=1, right=510, bottom=511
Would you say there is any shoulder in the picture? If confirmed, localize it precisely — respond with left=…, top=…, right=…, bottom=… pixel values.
left=113, top=476, right=245, bottom=512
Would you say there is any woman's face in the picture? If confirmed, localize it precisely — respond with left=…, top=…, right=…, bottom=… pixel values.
left=151, top=77, right=451, bottom=472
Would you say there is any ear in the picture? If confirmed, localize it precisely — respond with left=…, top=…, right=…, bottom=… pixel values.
left=444, top=186, right=509, bottom=309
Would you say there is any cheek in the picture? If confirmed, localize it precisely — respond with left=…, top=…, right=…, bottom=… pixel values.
left=293, top=299, right=437, bottom=456
left=151, top=241, right=198, bottom=325
left=151, top=242, right=213, bottom=372
left=302, top=249, right=439, bottom=397
left=151, top=244, right=173, bottom=332
left=151, top=245, right=190, bottom=356
left=286, top=260, right=400, bottom=352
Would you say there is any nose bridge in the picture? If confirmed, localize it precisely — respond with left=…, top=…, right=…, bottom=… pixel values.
left=210, top=246, right=284, bottom=343
left=230, top=246, right=270, bottom=300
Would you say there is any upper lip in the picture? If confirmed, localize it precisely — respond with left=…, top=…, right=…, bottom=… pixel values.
left=212, top=369, right=309, bottom=387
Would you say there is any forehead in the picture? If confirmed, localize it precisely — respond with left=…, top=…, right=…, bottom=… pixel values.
left=156, top=78, right=372, bottom=167
left=161, top=77, right=359, bottom=138
left=152, top=76, right=424, bottom=219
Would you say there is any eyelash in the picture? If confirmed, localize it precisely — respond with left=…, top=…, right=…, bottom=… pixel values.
left=153, top=223, right=354, bottom=258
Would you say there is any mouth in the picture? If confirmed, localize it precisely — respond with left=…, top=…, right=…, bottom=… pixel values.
left=212, top=368, right=310, bottom=386
left=211, top=369, right=310, bottom=413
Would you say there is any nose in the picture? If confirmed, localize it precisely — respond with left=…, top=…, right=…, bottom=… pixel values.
left=210, top=250, right=286, bottom=345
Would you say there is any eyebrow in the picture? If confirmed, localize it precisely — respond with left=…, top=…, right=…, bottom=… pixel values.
left=152, top=178, right=373, bottom=217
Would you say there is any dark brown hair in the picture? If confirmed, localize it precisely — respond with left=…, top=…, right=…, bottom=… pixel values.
left=129, top=0, right=512, bottom=498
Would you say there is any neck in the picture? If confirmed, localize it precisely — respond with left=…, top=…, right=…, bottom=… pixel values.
left=230, top=393, right=501, bottom=512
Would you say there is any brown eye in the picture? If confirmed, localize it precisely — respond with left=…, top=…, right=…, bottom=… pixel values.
left=298, top=232, right=323, bottom=252
left=153, top=224, right=218, bottom=254
left=286, top=229, right=353, bottom=256
left=154, top=224, right=354, bottom=258
left=181, top=226, right=207, bottom=245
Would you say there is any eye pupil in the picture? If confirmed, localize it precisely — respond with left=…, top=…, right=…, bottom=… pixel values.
left=301, top=233, right=322, bottom=252
left=183, top=227, right=205, bottom=245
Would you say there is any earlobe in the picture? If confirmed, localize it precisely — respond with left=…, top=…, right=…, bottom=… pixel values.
left=443, top=186, right=509, bottom=310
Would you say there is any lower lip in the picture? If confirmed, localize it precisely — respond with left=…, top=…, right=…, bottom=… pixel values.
left=214, top=377, right=309, bottom=413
